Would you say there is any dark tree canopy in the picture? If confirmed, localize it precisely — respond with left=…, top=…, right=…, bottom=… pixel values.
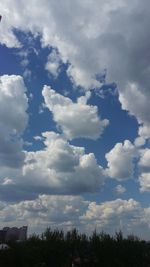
left=0, top=228, right=150, bottom=267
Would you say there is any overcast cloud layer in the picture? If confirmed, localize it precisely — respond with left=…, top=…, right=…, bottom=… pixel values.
left=0, top=0, right=150, bottom=237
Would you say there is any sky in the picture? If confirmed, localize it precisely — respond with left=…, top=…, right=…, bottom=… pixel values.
left=0, top=0, right=150, bottom=239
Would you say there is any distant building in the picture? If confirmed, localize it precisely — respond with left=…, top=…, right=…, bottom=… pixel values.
left=18, top=226, right=27, bottom=241
left=0, top=226, right=27, bottom=243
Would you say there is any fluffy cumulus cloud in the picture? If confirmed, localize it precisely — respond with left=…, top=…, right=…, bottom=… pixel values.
left=0, top=132, right=105, bottom=201
left=0, top=195, right=150, bottom=238
left=105, top=140, right=137, bottom=181
left=139, top=173, right=150, bottom=193
left=115, top=185, right=126, bottom=194
left=139, top=149, right=150, bottom=171
left=45, top=49, right=62, bottom=78
left=80, top=198, right=150, bottom=238
left=138, top=149, right=150, bottom=192
left=119, top=83, right=150, bottom=125
left=135, top=125, right=150, bottom=147
left=22, top=132, right=105, bottom=194
left=119, top=83, right=150, bottom=145
left=42, top=85, right=108, bottom=140
left=0, top=195, right=89, bottom=233
left=0, top=75, right=28, bottom=168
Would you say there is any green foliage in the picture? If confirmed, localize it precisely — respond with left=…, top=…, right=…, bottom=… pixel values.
left=1, top=228, right=150, bottom=266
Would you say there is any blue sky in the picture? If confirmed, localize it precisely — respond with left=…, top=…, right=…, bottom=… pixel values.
left=1, top=0, right=150, bottom=238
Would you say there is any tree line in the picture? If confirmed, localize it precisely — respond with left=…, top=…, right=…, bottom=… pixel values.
left=1, top=228, right=150, bottom=266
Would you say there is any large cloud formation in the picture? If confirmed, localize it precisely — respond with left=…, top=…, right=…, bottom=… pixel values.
left=0, top=132, right=105, bottom=201
left=23, top=132, right=105, bottom=193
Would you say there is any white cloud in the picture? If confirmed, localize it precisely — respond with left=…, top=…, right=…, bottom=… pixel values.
left=0, top=75, right=28, bottom=134
left=0, top=195, right=89, bottom=233
left=42, top=85, right=109, bottom=140
left=0, top=75, right=28, bottom=168
left=135, top=125, right=150, bottom=147
left=39, top=131, right=82, bottom=173
left=142, top=207, right=150, bottom=230
left=45, top=49, right=62, bottom=78
left=80, top=198, right=149, bottom=237
left=139, top=149, right=150, bottom=171
left=0, top=132, right=105, bottom=201
left=138, top=125, right=150, bottom=140
left=139, top=173, right=150, bottom=193
left=134, top=136, right=146, bottom=148
left=81, top=198, right=140, bottom=221
left=0, top=17, right=20, bottom=48
left=23, top=69, right=32, bottom=79
left=138, top=149, right=150, bottom=192
left=105, top=140, right=137, bottom=181
left=115, top=185, right=126, bottom=194
left=21, top=132, right=105, bottom=195
left=119, top=83, right=150, bottom=127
